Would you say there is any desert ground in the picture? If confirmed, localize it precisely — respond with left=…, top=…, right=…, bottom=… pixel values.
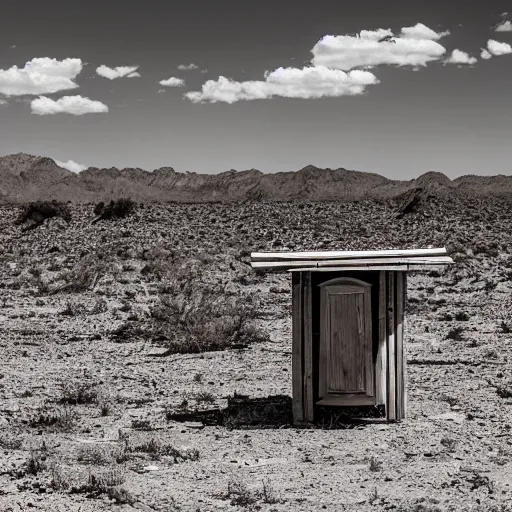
left=0, top=197, right=511, bottom=511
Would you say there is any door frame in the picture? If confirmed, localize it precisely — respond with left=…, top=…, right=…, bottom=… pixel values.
left=317, top=277, right=374, bottom=406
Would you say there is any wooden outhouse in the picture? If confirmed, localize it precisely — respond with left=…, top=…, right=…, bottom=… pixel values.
left=251, top=248, right=453, bottom=423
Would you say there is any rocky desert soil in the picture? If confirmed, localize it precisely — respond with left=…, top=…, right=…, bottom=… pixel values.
left=0, top=197, right=511, bottom=511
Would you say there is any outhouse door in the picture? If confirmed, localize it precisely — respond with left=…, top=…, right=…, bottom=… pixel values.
left=317, top=277, right=374, bottom=406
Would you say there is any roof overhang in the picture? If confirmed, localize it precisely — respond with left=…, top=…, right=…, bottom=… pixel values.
left=250, top=247, right=454, bottom=272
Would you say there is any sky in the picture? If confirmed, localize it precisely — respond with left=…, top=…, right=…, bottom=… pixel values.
left=0, top=0, right=511, bottom=179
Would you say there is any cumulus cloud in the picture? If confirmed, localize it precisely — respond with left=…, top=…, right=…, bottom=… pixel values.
left=443, top=49, right=477, bottom=65
left=159, top=77, right=185, bottom=87
left=55, top=159, right=87, bottom=173
left=177, top=63, right=198, bottom=70
left=311, top=25, right=447, bottom=70
left=495, top=20, right=512, bottom=32
left=480, top=48, right=492, bottom=60
left=0, top=57, right=82, bottom=96
left=185, top=65, right=379, bottom=104
left=31, top=95, right=108, bottom=115
left=127, top=71, right=141, bottom=78
left=487, top=39, right=512, bottom=56
left=399, top=22, right=450, bottom=40
left=96, top=65, right=139, bottom=80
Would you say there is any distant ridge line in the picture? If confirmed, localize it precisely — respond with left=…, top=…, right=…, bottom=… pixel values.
left=0, top=152, right=511, bottom=203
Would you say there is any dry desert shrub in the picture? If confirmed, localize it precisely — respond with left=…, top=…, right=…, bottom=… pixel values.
left=15, top=200, right=72, bottom=227
left=58, top=379, right=99, bottom=405
left=150, top=256, right=269, bottom=353
left=217, top=478, right=284, bottom=508
left=126, top=436, right=200, bottom=462
left=29, top=402, right=78, bottom=432
left=92, top=197, right=137, bottom=222
left=0, top=431, right=23, bottom=450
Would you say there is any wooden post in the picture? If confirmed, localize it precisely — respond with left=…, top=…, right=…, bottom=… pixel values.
left=376, top=271, right=387, bottom=407
left=386, top=272, right=397, bottom=421
left=292, top=272, right=304, bottom=423
left=395, top=272, right=405, bottom=421
left=303, top=271, right=314, bottom=422
left=403, top=272, right=408, bottom=418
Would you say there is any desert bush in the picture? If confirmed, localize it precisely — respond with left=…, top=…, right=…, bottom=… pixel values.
left=440, top=437, right=457, bottom=452
left=127, top=437, right=200, bottom=462
left=368, top=456, right=383, bottom=472
left=217, top=478, right=283, bottom=508
left=93, top=198, right=136, bottom=222
left=104, top=486, right=137, bottom=505
left=60, top=300, right=87, bottom=316
left=29, top=403, right=77, bottom=431
left=90, top=298, right=108, bottom=314
left=500, top=321, right=511, bottom=333
left=150, top=257, right=268, bottom=354
left=496, top=385, right=512, bottom=399
left=0, top=432, right=23, bottom=450
left=446, top=327, right=464, bottom=341
left=77, top=443, right=127, bottom=465
left=15, top=200, right=72, bottom=226
left=57, top=254, right=112, bottom=293
left=74, top=467, right=126, bottom=496
left=220, top=480, right=258, bottom=507
left=24, top=447, right=48, bottom=475
left=194, top=391, right=216, bottom=404
left=58, top=379, right=99, bottom=405
left=49, top=463, right=72, bottom=491
left=93, top=201, right=105, bottom=216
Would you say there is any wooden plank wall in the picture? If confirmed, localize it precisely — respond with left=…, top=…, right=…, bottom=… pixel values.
left=303, top=272, right=314, bottom=422
left=376, top=271, right=387, bottom=406
left=385, top=271, right=407, bottom=422
left=293, top=269, right=408, bottom=424
left=291, top=272, right=304, bottom=422
left=395, top=272, right=405, bottom=420
left=292, top=271, right=314, bottom=423
left=386, top=272, right=397, bottom=421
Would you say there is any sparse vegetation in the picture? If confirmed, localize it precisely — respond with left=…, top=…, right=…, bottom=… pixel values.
left=217, top=478, right=284, bottom=508
left=15, top=200, right=71, bottom=228
left=92, top=197, right=137, bottom=222
left=149, top=256, right=269, bottom=354
left=29, top=403, right=78, bottom=431
left=2, top=197, right=512, bottom=511
left=446, top=326, right=464, bottom=341
left=58, top=379, right=99, bottom=405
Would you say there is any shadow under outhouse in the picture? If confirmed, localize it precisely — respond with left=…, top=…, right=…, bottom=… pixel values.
left=251, top=248, right=453, bottom=424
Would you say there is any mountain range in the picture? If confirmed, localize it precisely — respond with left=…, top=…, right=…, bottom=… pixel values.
left=1, top=152, right=511, bottom=203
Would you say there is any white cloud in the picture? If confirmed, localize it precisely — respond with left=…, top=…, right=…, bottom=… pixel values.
left=96, top=65, right=139, bottom=80
left=495, top=20, right=512, bottom=32
left=399, top=22, right=450, bottom=40
left=311, top=25, right=447, bottom=70
left=159, top=77, right=185, bottom=87
left=0, top=99, right=7, bottom=105
left=185, top=65, right=379, bottom=104
left=127, top=71, right=141, bottom=78
left=177, top=63, right=198, bottom=70
left=443, top=49, right=477, bottom=65
left=55, top=159, right=87, bottom=173
left=487, top=39, right=512, bottom=56
left=480, top=48, right=492, bottom=60
left=31, top=95, right=108, bottom=115
left=0, top=57, right=82, bottom=96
